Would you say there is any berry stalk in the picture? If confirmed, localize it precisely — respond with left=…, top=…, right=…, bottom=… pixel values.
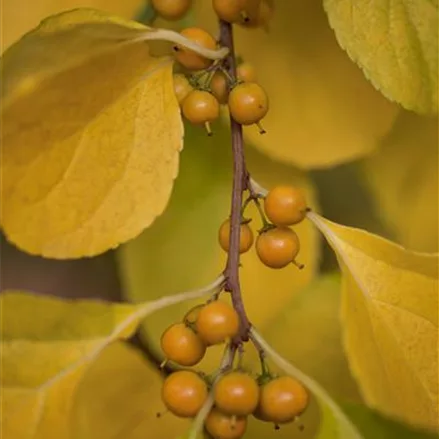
left=219, top=20, right=251, bottom=342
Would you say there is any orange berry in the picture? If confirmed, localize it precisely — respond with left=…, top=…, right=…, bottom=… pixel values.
left=256, top=227, right=300, bottom=269
left=204, top=408, right=247, bottom=439
left=162, top=370, right=208, bottom=418
left=218, top=219, right=254, bottom=254
left=212, top=0, right=249, bottom=23
left=264, top=186, right=308, bottom=226
left=182, top=90, right=220, bottom=134
left=196, top=301, right=240, bottom=345
left=174, top=27, right=217, bottom=71
left=257, top=376, right=309, bottom=423
left=214, top=372, right=259, bottom=416
left=151, top=0, right=192, bottom=20
left=173, top=74, right=193, bottom=105
left=210, top=71, right=230, bottom=104
left=237, top=62, right=257, bottom=83
left=160, top=322, right=206, bottom=366
left=228, top=82, right=268, bottom=126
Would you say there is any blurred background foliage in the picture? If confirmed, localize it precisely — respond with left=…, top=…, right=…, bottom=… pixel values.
left=1, top=0, right=437, bottom=437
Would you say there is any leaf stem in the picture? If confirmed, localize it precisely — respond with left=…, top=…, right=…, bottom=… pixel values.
left=219, top=20, right=251, bottom=343
left=188, top=344, right=237, bottom=439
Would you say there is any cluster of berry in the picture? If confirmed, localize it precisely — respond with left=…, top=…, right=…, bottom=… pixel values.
left=152, top=0, right=273, bottom=28
left=220, top=186, right=308, bottom=269
left=172, top=25, right=269, bottom=136
left=160, top=301, right=308, bottom=438
left=162, top=0, right=273, bottom=136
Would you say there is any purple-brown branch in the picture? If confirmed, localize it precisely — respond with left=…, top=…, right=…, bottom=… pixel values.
left=219, top=20, right=251, bottom=343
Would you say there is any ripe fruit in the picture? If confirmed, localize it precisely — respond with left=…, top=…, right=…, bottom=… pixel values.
left=212, top=0, right=250, bottom=24
left=162, top=370, right=208, bottom=418
left=214, top=372, right=259, bottom=416
left=257, top=376, right=309, bottom=423
left=173, top=74, right=193, bottom=105
left=264, top=186, right=308, bottom=226
left=228, top=82, right=269, bottom=126
left=210, top=71, right=229, bottom=104
left=160, top=322, right=206, bottom=366
left=174, top=27, right=217, bottom=71
left=237, top=62, right=257, bottom=83
left=151, top=0, right=192, bottom=20
left=182, top=90, right=220, bottom=135
left=204, top=408, right=247, bottom=439
left=256, top=227, right=300, bottom=269
left=218, top=219, right=254, bottom=254
left=196, top=300, right=240, bottom=345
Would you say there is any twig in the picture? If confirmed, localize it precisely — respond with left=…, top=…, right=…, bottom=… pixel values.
left=219, top=20, right=251, bottom=343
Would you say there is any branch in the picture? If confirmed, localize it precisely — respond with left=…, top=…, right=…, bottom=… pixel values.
left=219, top=20, right=251, bottom=342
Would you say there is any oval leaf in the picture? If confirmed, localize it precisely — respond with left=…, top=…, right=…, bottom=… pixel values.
left=1, top=8, right=183, bottom=258
left=323, top=0, right=438, bottom=114
left=1, top=282, right=219, bottom=439
left=308, top=212, right=439, bottom=430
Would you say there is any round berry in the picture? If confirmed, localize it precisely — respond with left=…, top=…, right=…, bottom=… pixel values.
left=228, top=82, right=269, bottom=125
left=160, top=322, right=206, bottom=366
left=264, top=186, right=308, bottom=226
left=195, top=301, right=240, bottom=345
left=162, top=370, right=208, bottom=418
left=256, top=227, right=300, bottom=269
left=173, top=74, right=193, bottom=105
left=212, top=0, right=248, bottom=23
left=182, top=90, right=220, bottom=134
left=214, top=372, right=259, bottom=416
left=257, top=376, right=309, bottom=423
left=218, top=219, right=254, bottom=254
left=237, top=62, right=257, bottom=83
left=174, top=27, right=217, bottom=71
left=204, top=408, right=247, bottom=439
left=210, top=71, right=229, bottom=104
left=151, top=0, right=192, bottom=20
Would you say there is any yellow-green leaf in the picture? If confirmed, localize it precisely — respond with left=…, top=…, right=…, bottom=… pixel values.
left=323, top=0, right=438, bottom=114
left=71, top=342, right=188, bottom=439
left=194, top=0, right=399, bottom=168
left=361, top=111, right=438, bottom=253
left=308, top=213, right=439, bottom=431
left=1, top=285, right=217, bottom=439
left=1, top=9, right=183, bottom=258
left=1, top=0, right=144, bottom=51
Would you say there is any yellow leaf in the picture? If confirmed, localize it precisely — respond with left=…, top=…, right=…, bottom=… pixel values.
left=1, top=9, right=183, bottom=258
left=72, top=342, right=188, bottom=439
left=1, top=286, right=217, bottom=439
left=1, top=0, right=144, bottom=51
left=308, top=213, right=439, bottom=431
left=194, top=0, right=399, bottom=168
left=323, top=0, right=438, bottom=114
left=362, top=111, right=438, bottom=252
left=118, top=123, right=320, bottom=369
